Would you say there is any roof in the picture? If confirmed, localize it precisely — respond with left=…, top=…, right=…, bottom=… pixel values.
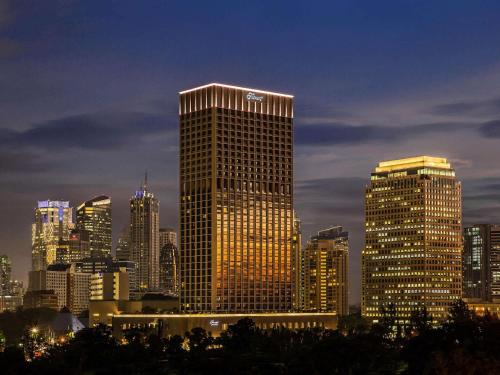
left=179, top=83, right=293, bottom=98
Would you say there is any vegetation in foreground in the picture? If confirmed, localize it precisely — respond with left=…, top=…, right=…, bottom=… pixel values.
left=0, top=301, right=499, bottom=374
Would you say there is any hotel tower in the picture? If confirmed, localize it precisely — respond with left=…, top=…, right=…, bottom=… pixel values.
left=179, top=83, right=294, bottom=312
left=362, top=156, right=462, bottom=323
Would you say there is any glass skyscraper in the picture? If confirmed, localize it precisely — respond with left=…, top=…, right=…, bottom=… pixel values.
left=76, top=196, right=112, bottom=258
left=179, top=83, right=294, bottom=312
left=130, top=181, right=160, bottom=295
left=32, top=200, right=73, bottom=271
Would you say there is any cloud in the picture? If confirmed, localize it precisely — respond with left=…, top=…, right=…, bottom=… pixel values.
left=430, top=97, right=500, bottom=117
left=478, top=120, right=500, bottom=138
left=0, top=111, right=176, bottom=151
left=0, top=150, right=54, bottom=172
left=294, top=121, right=472, bottom=146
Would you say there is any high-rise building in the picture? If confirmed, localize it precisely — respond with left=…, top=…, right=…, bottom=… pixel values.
left=292, top=213, right=303, bottom=310
left=159, top=241, right=179, bottom=296
left=463, top=224, right=500, bottom=301
left=160, top=228, right=177, bottom=247
left=179, top=83, right=294, bottom=312
left=76, top=196, right=112, bottom=258
left=362, top=156, right=462, bottom=323
left=130, top=177, right=160, bottom=295
left=159, top=228, right=178, bottom=296
left=115, top=226, right=131, bottom=261
left=0, top=255, right=23, bottom=312
left=68, top=229, right=91, bottom=263
left=0, top=255, right=12, bottom=295
left=32, top=200, right=73, bottom=271
left=303, top=227, right=349, bottom=315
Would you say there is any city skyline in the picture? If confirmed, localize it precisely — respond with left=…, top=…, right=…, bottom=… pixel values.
left=2, top=2, right=500, bottom=306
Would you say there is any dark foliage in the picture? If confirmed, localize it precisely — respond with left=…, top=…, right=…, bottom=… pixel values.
left=0, top=301, right=498, bottom=374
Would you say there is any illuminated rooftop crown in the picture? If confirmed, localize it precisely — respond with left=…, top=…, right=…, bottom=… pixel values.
left=375, top=156, right=451, bottom=173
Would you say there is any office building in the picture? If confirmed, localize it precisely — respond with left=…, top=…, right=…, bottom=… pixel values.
left=115, top=226, right=131, bottom=261
left=130, top=177, right=160, bottom=295
left=159, top=241, right=179, bottom=296
left=292, top=213, right=303, bottom=310
left=362, top=156, right=462, bottom=323
left=463, top=224, right=500, bottom=301
left=160, top=228, right=177, bottom=247
left=28, top=264, right=91, bottom=314
left=32, top=200, right=73, bottom=270
left=68, top=229, right=91, bottom=263
left=0, top=255, right=12, bottom=295
left=179, top=83, right=294, bottom=312
left=90, top=269, right=129, bottom=301
left=23, top=290, right=59, bottom=310
left=303, top=227, right=349, bottom=315
left=76, top=196, right=112, bottom=258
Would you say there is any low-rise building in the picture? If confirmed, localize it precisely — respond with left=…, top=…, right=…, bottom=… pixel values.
left=23, top=290, right=59, bottom=310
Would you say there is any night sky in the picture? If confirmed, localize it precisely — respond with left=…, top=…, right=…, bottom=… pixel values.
left=2, top=1, right=500, bottom=304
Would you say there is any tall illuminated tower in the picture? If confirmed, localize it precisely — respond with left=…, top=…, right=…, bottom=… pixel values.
left=129, top=176, right=160, bottom=295
left=179, top=83, right=294, bottom=312
left=76, top=196, right=112, bottom=258
left=463, top=224, right=500, bottom=301
left=32, top=200, right=73, bottom=271
left=362, top=156, right=462, bottom=323
left=303, top=227, right=349, bottom=315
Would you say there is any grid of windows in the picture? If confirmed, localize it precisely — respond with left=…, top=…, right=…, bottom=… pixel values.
left=362, top=158, right=462, bottom=323
left=180, top=84, right=293, bottom=312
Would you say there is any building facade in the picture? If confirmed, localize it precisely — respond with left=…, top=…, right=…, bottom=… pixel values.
left=362, top=156, right=462, bottom=323
left=28, top=264, right=91, bottom=314
left=179, top=83, right=294, bottom=312
left=303, top=227, right=349, bottom=315
left=32, top=200, right=73, bottom=271
left=292, top=213, right=303, bottom=310
left=67, top=229, right=91, bottom=263
left=160, top=228, right=177, bottom=247
left=76, top=196, right=112, bottom=258
left=90, top=270, right=129, bottom=301
left=0, top=255, right=12, bottom=295
left=159, top=242, right=179, bottom=296
left=463, top=224, right=500, bottom=301
left=130, top=180, right=160, bottom=295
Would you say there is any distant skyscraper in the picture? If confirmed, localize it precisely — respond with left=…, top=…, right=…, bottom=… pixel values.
left=463, top=224, right=500, bottom=301
left=362, top=156, right=462, bottom=323
left=179, top=83, right=294, bottom=312
left=0, top=255, right=12, bottom=296
left=159, top=241, right=179, bottom=296
left=76, top=196, right=112, bottom=258
left=292, top=213, right=303, bottom=310
left=159, top=228, right=178, bottom=296
left=303, top=227, right=349, bottom=315
left=68, top=228, right=91, bottom=263
left=130, top=176, right=160, bottom=295
left=160, top=228, right=177, bottom=247
left=115, top=226, right=131, bottom=261
left=32, top=200, right=73, bottom=271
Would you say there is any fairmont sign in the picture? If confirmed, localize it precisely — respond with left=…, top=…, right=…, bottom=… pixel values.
left=246, top=91, right=265, bottom=102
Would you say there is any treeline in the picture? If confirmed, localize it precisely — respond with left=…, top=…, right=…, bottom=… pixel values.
left=1, top=301, right=499, bottom=374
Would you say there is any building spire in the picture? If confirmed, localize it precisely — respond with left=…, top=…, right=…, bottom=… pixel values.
left=144, top=170, right=148, bottom=192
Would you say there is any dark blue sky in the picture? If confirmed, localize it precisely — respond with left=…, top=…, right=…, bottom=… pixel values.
left=2, top=0, right=500, bottom=303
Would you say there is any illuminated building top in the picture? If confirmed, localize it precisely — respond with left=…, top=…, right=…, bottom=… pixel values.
left=375, top=156, right=451, bottom=173
left=37, top=200, right=70, bottom=209
left=179, top=82, right=293, bottom=117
